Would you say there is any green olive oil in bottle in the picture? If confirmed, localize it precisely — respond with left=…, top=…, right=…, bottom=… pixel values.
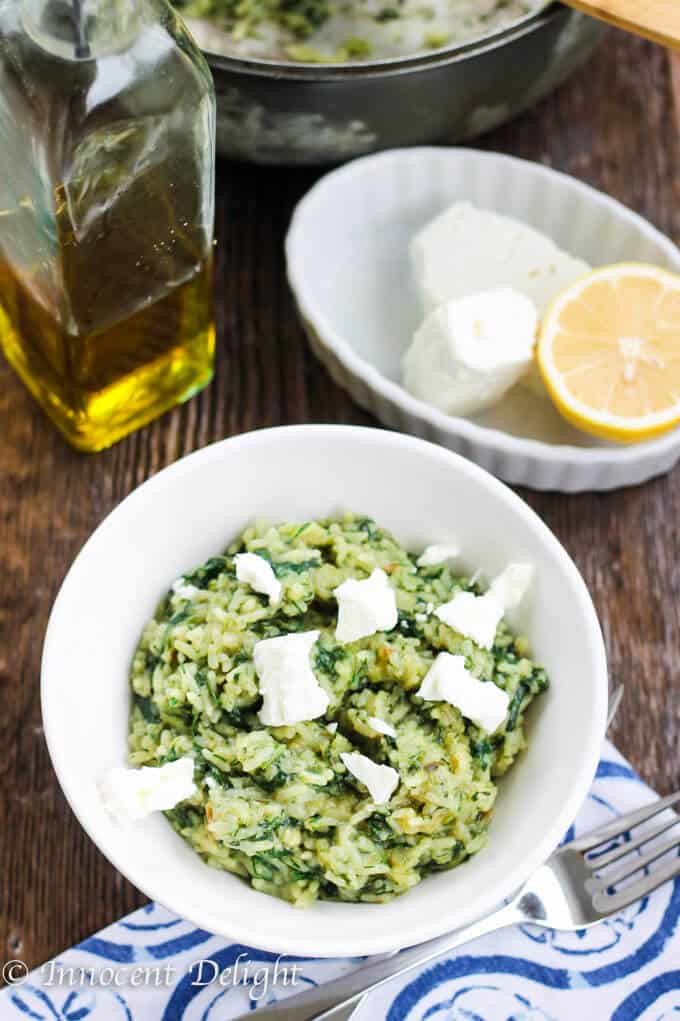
left=0, top=0, right=216, bottom=451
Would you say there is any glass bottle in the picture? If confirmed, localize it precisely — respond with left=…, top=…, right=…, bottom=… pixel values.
left=0, top=0, right=216, bottom=451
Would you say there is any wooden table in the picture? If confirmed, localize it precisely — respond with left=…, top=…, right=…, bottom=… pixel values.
left=1, top=27, right=679, bottom=975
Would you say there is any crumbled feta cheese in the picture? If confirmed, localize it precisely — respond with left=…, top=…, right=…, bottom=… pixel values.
left=488, top=562, right=533, bottom=610
left=402, top=288, right=538, bottom=417
left=367, top=716, right=397, bottom=739
left=334, top=568, right=398, bottom=644
left=417, top=544, right=460, bottom=567
left=410, top=201, right=591, bottom=316
left=235, top=552, right=282, bottom=604
left=435, top=562, right=533, bottom=649
left=254, top=630, right=329, bottom=726
left=326, top=721, right=338, bottom=735
left=99, top=757, right=196, bottom=825
left=415, top=612, right=428, bottom=623
left=416, top=653, right=509, bottom=733
left=340, top=752, right=399, bottom=805
left=435, top=590, right=503, bottom=650
left=172, top=578, right=199, bottom=600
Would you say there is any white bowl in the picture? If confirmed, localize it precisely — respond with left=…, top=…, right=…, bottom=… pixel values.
left=41, top=425, right=608, bottom=957
left=286, top=147, right=680, bottom=492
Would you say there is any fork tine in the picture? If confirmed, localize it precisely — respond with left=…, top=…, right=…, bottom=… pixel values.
left=590, top=814, right=679, bottom=870
left=567, top=791, right=680, bottom=852
left=592, top=832, right=680, bottom=889
left=591, top=853, right=680, bottom=915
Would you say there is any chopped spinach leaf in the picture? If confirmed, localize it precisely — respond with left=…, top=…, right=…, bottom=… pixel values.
left=397, top=610, right=421, bottom=637
left=357, top=517, right=380, bottom=541
left=184, top=556, right=228, bottom=590
left=530, top=666, right=549, bottom=693
left=165, top=805, right=197, bottom=830
left=470, top=737, right=497, bottom=770
left=506, top=681, right=530, bottom=731
left=251, top=855, right=275, bottom=881
left=315, top=644, right=347, bottom=675
left=134, top=694, right=160, bottom=723
left=364, top=813, right=410, bottom=848
left=272, top=558, right=321, bottom=577
left=220, top=707, right=245, bottom=728
left=144, top=650, right=160, bottom=673
left=256, top=767, right=290, bottom=792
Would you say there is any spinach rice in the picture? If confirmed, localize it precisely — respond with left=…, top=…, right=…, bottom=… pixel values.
left=177, top=0, right=548, bottom=64
left=128, top=514, right=547, bottom=907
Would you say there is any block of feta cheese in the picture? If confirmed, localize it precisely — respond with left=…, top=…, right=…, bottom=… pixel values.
left=99, top=757, right=196, bottom=826
left=402, top=288, right=538, bottom=416
left=410, top=201, right=591, bottom=316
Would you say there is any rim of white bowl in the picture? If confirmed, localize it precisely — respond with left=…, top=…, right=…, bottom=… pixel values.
left=286, top=147, right=680, bottom=470
left=41, top=425, right=608, bottom=956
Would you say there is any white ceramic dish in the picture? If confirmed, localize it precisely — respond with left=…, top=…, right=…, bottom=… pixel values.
left=41, top=425, right=608, bottom=957
left=286, top=147, right=680, bottom=492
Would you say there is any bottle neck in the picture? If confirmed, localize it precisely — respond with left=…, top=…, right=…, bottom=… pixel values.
left=21, top=0, right=142, bottom=60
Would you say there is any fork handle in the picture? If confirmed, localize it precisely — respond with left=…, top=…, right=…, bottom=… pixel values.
left=240, top=901, right=524, bottom=1021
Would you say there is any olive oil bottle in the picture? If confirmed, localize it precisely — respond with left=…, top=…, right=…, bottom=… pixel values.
left=0, top=0, right=216, bottom=451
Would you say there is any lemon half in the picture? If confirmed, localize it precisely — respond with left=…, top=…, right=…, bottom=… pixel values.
left=537, top=263, right=680, bottom=443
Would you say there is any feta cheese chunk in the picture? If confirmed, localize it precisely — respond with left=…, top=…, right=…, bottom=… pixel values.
left=435, top=562, right=533, bottom=649
left=402, top=289, right=538, bottom=417
left=99, top=757, right=196, bottom=826
left=254, top=630, right=329, bottom=726
left=417, top=543, right=460, bottom=567
left=488, top=563, right=533, bottom=610
left=235, top=552, right=282, bottom=604
left=435, top=589, right=503, bottom=650
left=340, top=752, right=399, bottom=805
left=327, top=721, right=338, bottom=735
left=334, top=568, right=398, bottom=644
left=367, top=716, right=397, bottom=739
left=416, top=653, right=509, bottom=733
left=172, top=578, right=199, bottom=600
left=410, top=201, right=591, bottom=316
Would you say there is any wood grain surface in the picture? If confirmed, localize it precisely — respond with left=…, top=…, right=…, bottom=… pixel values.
left=562, top=0, right=680, bottom=50
left=1, top=27, right=679, bottom=976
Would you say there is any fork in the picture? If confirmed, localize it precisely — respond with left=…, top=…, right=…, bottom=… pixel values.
left=239, top=788, right=680, bottom=1021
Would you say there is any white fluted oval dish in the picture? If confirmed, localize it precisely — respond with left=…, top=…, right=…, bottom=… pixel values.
left=286, top=147, right=680, bottom=492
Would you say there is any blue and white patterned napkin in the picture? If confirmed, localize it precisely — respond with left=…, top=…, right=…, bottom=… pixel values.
left=2, top=740, right=678, bottom=1021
